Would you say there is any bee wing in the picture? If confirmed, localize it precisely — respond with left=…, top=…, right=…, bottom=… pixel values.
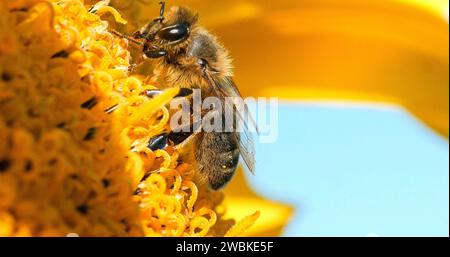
left=208, top=76, right=259, bottom=134
left=236, top=127, right=257, bottom=174
left=204, top=74, right=257, bottom=174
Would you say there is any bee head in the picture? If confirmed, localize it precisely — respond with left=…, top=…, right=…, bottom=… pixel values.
left=135, top=5, right=232, bottom=86
left=134, top=6, right=198, bottom=56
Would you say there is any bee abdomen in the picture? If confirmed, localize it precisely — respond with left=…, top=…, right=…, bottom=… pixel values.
left=195, top=132, right=240, bottom=190
left=208, top=149, right=240, bottom=190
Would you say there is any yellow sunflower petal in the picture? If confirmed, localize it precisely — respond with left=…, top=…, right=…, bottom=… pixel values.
left=225, top=211, right=260, bottom=237
left=223, top=170, right=294, bottom=237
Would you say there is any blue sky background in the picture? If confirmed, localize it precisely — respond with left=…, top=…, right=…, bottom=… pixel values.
left=247, top=102, right=449, bottom=236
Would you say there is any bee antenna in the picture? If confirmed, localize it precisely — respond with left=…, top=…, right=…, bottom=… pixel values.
left=154, top=1, right=166, bottom=23
left=159, top=1, right=166, bottom=18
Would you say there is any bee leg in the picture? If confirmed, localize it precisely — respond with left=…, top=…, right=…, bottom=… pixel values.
left=148, top=133, right=169, bottom=151
left=109, top=29, right=144, bottom=46
left=168, top=130, right=194, bottom=145
left=147, top=129, right=194, bottom=151
left=127, top=54, right=147, bottom=73
left=144, top=88, right=193, bottom=98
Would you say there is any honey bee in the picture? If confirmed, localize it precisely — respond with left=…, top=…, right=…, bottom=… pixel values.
left=126, top=2, right=256, bottom=190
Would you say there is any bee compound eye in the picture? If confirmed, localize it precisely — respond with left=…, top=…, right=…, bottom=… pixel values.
left=157, top=24, right=189, bottom=43
left=145, top=49, right=168, bottom=59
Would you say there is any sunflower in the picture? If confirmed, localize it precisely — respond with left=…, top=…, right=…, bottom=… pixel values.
left=0, top=0, right=295, bottom=237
